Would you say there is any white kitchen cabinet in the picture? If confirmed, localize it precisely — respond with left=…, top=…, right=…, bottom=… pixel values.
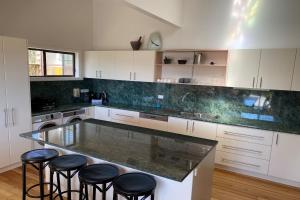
left=258, top=49, right=296, bottom=90
left=84, top=51, right=98, bottom=79
left=110, top=108, right=139, bottom=126
left=168, top=117, right=190, bottom=135
left=226, top=49, right=261, bottom=88
left=269, top=132, right=300, bottom=183
left=0, top=37, right=10, bottom=168
left=94, top=107, right=111, bottom=121
left=192, top=121, right=217, bottom=140
left=114, top=51, right=133, bottom=81
left=84, top=51, right=115, bottom=79
left=217, top=124, right=273, bottom=146
left=168, top=117, right=217, bottom=140
left=0, top=36, right=32, bottom=167
left=133, top=51, right=157, bottom=82
left=85, top=107, right=95, bottom=119
left=216, top=151, right=270, bottom=175
left=291, top=49, right=300, bottom=91
left=217, top=137, right=272, bottom=161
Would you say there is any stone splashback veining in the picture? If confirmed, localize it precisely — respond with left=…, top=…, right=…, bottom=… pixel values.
left=30, top=79, right=300, bottom=134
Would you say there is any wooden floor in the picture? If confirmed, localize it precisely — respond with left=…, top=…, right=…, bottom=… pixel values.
left=0, top=167, right=299, bottom=200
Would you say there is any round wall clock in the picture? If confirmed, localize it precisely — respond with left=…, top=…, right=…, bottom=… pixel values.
left=148, top=32, right=162, bottom=50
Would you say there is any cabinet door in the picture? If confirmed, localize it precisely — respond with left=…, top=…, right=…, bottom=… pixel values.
left=259, top=49, right=296, bottom=90
left=168, top=117, right=190, bottom=135
left=114, top=51, right=133, bottom=81
left=139, top=118, right=168, bottom=132
left=226, top=49, right=260, bottom=88
left=84, top=51, right=99, bottom=78
left=110, top=108, right=139, bottom=126
left=94, top=107, right=110, bottom=121
left=192, top=121, right=217, bottom=140
left=0, top=37, right=10, bottom=168
left=98, top=51, right=115, bottom=79
left=133, top=51, right=156, bottom=82
left=85, top=107, right=95, bottom=119
left=269, top=132, right=300, bottom=182
left=291, top=49, right=300, bottom=91
left=3, top=37, right=32, bottom=164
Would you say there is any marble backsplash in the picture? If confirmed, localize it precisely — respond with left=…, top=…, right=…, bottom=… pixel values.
left=30, top=79, right=300, bottom=130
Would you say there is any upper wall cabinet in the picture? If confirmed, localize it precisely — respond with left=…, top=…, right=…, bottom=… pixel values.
left=291, top=49, right=300, bottom=91
left=258, top=49, right=296, bottom=90
left=84, top=51, right=115, bottom=79
left=227, top=49, right=297, bottom=90
left=227, top=49, right=260, bottom=88
left=133, top=51, right=157, bottom=82
left=114, top=51, right=133, bottom=81
left=84, top=50, right=158, bottom=82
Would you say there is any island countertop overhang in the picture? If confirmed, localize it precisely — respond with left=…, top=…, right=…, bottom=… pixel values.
left=20, top=119, right=218, bottom=182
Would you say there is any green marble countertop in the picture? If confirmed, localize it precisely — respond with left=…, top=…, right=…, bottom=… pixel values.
left=31, top=103, right=299, bottom=135
left=21, top=119, right=217, bottom=182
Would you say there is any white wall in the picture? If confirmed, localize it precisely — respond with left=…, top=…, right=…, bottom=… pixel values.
left=93, top=0, right=300, bottom=50
left=0, top=0, right=93, bottom=51
left=125, top=0, right=183, bottom=27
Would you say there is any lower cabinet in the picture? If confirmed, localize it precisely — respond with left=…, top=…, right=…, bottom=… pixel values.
left=168, top=117, right=217, bottom=140
left=85, top=107, right=95, bottom=119
left=268, top=132, right=300, bottom=183
left=110, top=108, right=139, bottom=126
left=139, top=118, right=168, bottom=132
left=216, top=125, right=273, bottom=175
left=215, top=151, right=270, bottom=175
left=94, top=107, right=111, bottom=121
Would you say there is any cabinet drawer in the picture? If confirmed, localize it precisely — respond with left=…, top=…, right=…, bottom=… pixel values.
left=217, top=125, right=273, bottom=145
left=139, top=118, right=168, bottom=132
left=111, top=109, right=139, bottom=125
left=216, top=151, right=269, bottom=175
left=217, top=137, right=271, bottom=160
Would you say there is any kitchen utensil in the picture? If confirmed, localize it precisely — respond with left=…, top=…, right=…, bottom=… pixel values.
left=130, top=36, right=142, bottom=50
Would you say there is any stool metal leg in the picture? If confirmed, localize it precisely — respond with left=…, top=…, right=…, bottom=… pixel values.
left=113, top=191, right=118, bottom=200
left=56, top=173, right=63, bottom=200
left=102, top=183, right=106, bottom=200
left=67, top=171, right=72, bottom=200
left=85, top=184, right=89, bottom=200
left=50, top=170, right=54, bottom=200
left=151, top=193, right=155, bottom=200
left=22, top=162, right=26, bottom=200
left=79, top=181, right=84, bottom=200
left=92, top=185, right=96, bottom=200
left=39, top=163, right=44, bottom=200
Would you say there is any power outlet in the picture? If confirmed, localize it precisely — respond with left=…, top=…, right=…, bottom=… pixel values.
left=158, top=95, right=164, bottom=100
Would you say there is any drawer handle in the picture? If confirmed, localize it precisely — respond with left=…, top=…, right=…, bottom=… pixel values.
left=224, top=131, right=264, bottom=140
left=222, top=158, right=260, bottom=168
left=222, top=145, right=263, bottom=155
left=115, top=114, right=134, bottom=118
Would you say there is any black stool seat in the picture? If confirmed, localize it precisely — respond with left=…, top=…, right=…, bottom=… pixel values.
left=21, top=148, right=59, bottom=163
left=49, top=154, right=87, bottom=200
left=113, top=173, right=156, bottom=196
left=21, top=149, right=59, bottom=200
left=79, top=164, right=119, bottom=184
left=49, top=154, right=87, bottom=171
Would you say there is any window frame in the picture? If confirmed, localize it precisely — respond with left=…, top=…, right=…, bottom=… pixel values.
left=28, top=48, right=76, bottom=77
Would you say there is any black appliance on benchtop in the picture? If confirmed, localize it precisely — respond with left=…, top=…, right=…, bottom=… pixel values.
left=31, top=98, right=56, bottom=113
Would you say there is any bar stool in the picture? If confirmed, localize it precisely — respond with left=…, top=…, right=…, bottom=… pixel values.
left=78, top=164, right=119, bottom=200
left=49, top=154, right=87, bottom=200
left=21, top=148, right=59, bottom=200
left=113, top=172, right=156, bottom=200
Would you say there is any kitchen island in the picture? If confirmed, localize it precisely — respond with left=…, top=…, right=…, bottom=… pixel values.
left=21, top=119, right=217, bottom=200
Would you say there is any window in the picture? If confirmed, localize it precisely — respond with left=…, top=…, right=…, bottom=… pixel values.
left=28, top=49, right=75, bottom=77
